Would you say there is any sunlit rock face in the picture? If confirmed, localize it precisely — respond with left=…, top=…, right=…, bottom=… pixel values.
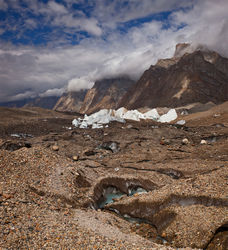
left=54, top=90, right=87, bottom=113
left=119, top=46, right=228, bottom=110
left=80, top=77, right=135, bottom=114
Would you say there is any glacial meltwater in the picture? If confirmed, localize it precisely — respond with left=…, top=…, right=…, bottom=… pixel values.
left=98, top=186, right=147, bottom=209
left=96, top=185, right=168, bottom=244
left=129, top=187, right=147, bottom=196
left=98, top=186, right=125, bottom=208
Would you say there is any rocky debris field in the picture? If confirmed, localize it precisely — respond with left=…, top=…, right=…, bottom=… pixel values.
left=0, top=105, right=228, bottom=249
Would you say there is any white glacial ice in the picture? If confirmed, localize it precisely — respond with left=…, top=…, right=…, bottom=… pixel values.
left=176, top=119, right=186, bottom=125
left=143, top=109, right=160, bottom=120
left=72, top=107, right=178, bottom=129
left=158, top=109, right=177, bottom=123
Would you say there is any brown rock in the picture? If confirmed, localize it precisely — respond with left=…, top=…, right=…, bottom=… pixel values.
left=182, top=138, right=190, bottom=145
left=72, top=155, right=79, bottom=161
left=160, top=138, right=171, bottom=145
left=3, top=193, right=13, bottom=200
left=52, top=145, right=59, bottom=151
left=83, top=150, right=97, bottom=156
left=200, top=139, right=207, bottom=145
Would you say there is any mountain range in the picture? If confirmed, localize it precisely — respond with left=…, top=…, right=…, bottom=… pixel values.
left=0, top=96, right=59, bottom=109
left=1, top=44, right=228, bottom=113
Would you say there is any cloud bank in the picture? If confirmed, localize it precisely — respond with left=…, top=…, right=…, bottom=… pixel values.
left=0, top=0, right=228, bottom=102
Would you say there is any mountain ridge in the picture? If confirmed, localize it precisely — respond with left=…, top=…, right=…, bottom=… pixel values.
left=1, top=44, right=228, bottom=113
left=54, top=90, right=87, bottom=113
left=118, top=47, right=228, bottom=110
left=79, top=77, right=135, bottom=114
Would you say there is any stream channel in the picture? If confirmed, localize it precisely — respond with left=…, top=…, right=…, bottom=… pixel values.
left=97, top=185, right=168, bottom=244
left=98, top=186, right=147, bottom=209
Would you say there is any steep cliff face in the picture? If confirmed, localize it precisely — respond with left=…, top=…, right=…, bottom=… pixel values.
left=53, top=90, right=87, bottom=113
left=118, top=47, right=228, bottom=110
left=80, top=77, right=135, bottom=114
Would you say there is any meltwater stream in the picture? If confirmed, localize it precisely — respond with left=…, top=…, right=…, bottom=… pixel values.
left=98, top=186, right=147, bottom=209
left=96, top=185, right=168, bottom=245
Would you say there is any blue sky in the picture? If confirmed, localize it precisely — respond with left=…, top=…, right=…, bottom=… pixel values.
left=0, top=0, right=191, bottom=46
left=0, top=0, right=228, bottom=102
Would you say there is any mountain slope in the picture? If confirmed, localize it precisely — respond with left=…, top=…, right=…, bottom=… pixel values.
left=80, top=77, right=135, bottom=114
left=119, top=46, right=228, bottom=109
left=53, top=90, right=87, bottom=113
left=0, top=96, right=59, bottom=109
left=24, top=96, right=59, bottom=109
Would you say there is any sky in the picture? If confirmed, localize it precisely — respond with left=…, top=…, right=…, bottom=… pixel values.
left=0, top=0, right=228, bottom=102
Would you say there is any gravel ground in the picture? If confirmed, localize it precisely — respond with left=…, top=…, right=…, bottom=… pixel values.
left=0, top=105, right=227, bottom=249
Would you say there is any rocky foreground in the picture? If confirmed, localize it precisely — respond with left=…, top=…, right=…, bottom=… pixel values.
left=0, top=104, right=228, bottom=249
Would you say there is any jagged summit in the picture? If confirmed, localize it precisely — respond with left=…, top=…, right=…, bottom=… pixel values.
left=174, top=43, right=192, bottom=58
left=156, top=43, right=217, bottom=68
left=118, top=46, right=228, bottom=110
left=173, top=43, right=213, bottom=58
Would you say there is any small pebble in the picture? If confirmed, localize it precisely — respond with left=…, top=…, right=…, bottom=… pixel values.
left=72, top=155, right=79, bottom=161
left=200, top=140, right=207, bottom=145
left=182, top=138, right=189, bottom=145
left=52, top=145, right=59, bottom=151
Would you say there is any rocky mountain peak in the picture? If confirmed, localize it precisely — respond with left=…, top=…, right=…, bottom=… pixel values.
left=173, top=43, right=214, bottom=58
left=118, top=45, right=228, bottom=110
left=174, top=43, right=191, bottom=58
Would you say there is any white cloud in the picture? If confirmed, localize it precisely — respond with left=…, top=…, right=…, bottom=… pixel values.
left=81, top=18, right=102, bottom=36
left=68, top=77, right=94, bottom=92
left=0, top=0, right=7, bottom=10
left=0, top=28, right=4, bottom=35
left=39, top=88, right=65, bottom=98
left=48, top=1, right=68, bottom=14
left=170, top=0, right=228, bottom=56
left=52, top=15, right=102, bottom=36
left=25, top=19, right=37, bottom=29
left=93, top=0, right=193, bottom=27
left=10, top=91, right=37, bottom=101
left=21, top=0, right=102, bottom=36
left=25, top=0, right=68, bottom=16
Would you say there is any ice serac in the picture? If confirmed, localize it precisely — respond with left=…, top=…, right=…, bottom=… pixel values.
left=72, top=107, right=178, bottom=129
left=80, top=77, right=135, bottom=114
left=54, top=90, right=87, bottom=113
left=118, top=44, right=228, bottom=110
